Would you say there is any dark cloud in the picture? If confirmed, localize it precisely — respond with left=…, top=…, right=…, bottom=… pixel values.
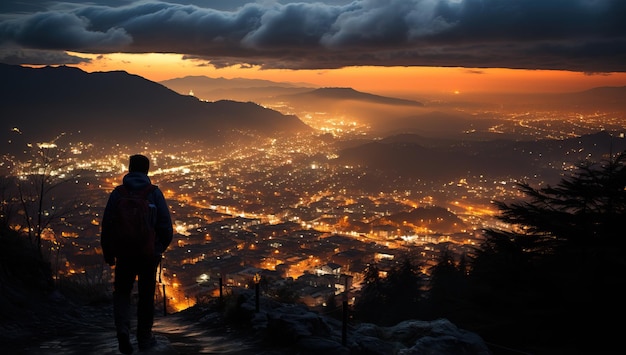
left=0, top=46, right=91, bottom=65
left=1, top=0, right=625, bottom=72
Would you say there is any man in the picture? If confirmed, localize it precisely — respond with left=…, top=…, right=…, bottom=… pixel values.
left=101, top=154, right=173, bottom=354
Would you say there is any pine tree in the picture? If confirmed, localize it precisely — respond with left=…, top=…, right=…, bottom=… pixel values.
left=427, top=248, right=467, bottom=319
left=469, top=151, right=626, bottom=351
left=383, top=257, right=424, bottom=324
left=352, top=262, right=385, bottom=323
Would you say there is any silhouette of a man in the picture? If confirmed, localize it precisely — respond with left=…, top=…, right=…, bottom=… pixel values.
left=101, top=154, right=173, bottom=354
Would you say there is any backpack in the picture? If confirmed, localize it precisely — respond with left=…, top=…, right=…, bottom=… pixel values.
left=112, top=184, right=157, bottom=258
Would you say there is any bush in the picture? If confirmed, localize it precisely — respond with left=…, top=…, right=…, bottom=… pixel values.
left=0, top=229, right=54, bottom=295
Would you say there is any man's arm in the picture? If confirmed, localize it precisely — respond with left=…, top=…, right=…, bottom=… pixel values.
left=154, top=187, right=174, bottom=254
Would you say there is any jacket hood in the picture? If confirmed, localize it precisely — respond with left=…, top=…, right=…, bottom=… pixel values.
left=122, top=172, right=152, bottom=190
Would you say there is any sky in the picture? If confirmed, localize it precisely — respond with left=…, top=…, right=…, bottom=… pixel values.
left=1, top=0, right=626, bottom=95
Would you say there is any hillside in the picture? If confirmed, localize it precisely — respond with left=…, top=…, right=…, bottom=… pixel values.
left=0, top=64, right=312, bottom=152
left=159, top=75, right=315, bottom=102
left=561, top=85, right=626, bottom=110
left=278, top=87, right=424, bottom=108
left=379, top=206, right=466, bottom=234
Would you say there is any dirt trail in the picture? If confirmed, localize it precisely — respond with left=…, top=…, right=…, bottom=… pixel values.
left=3, top=303, right=258, bottom=354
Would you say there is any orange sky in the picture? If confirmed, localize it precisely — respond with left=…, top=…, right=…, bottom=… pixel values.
left=73, top=53, right=626, bottom=97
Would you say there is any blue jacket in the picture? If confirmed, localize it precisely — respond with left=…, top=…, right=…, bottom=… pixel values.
left=101, top=172, right=173, bottom=264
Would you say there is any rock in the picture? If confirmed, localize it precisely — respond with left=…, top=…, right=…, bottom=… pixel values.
left=295, top=336, right=348, bottom=354
left=233, top=290, right=491, bottom=354
left=351, top=319, right=491, bottom=355
left=2, top=286, right=491, bottom=354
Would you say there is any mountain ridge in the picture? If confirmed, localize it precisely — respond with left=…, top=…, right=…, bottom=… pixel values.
left=159, top=76, right=425, bottom=107
left=282, top=87, right=424, bottom=107
left=335, top=130, right=626, bottom=182
left=0, top=64, right=312, bottom=152
left=159, top=75, right=315, bottom=102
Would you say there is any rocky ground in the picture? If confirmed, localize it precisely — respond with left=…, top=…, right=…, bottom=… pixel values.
left=1, top=284, right=492, bottom=355
left=1, top=291, right=262, bottom=354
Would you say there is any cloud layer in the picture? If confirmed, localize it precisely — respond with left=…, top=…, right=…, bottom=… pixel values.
left=1, top=0, right=625, bottom=72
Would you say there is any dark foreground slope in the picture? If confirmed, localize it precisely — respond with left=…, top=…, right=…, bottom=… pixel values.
left=0, top=229, right=489, bottom=355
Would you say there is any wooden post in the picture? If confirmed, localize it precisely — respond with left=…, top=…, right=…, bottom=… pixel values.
left=342, top=299, right=348, bottom=346
left=255, top=283, right=260, bottom=312
left=219, top=277, right=223, bottom=301
left=253, top=273, right=261, bottom=312
left=342, top=276, right=348, bottom=346
left=162, top=284, right=167, bottom=316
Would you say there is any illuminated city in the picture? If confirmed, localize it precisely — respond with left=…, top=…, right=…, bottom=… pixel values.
left=3, top=101, right=624, bottom=313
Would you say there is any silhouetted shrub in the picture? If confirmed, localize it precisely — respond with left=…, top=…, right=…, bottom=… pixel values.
left=0, top=229, right=53, bottom=295
left=55, top=277, right=110, bottom=305
left=222, top=291, right=253, bottom=325
left=353, top=257, right=425, bottom=325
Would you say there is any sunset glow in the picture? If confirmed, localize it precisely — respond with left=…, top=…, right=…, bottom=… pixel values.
left=70, top=52, right=626, bottom=97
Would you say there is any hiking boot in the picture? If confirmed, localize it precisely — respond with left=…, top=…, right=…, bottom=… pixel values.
left=138, top=334, right=157, bottom=351
left=117, top=332, right=133, bottom=354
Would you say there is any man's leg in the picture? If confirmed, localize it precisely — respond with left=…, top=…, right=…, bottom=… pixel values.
left=136, top=257, right=159, bottom=350
left=113, top=259, right=137, bottom=354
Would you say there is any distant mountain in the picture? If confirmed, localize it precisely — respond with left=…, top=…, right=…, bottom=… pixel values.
left=507, top=85, right=626, bottom=111
left=161, top=78, right=427, bottom=137
left=0, top=64, right=312, bottom=152
left=160, top=76, right=315, bottom=102
left=335, top=131, right=626, bottom=182
left=336, top=139, right=473, bottom=181
left=278, top=87, right=424, bottom=107
left=160, top=78, right=423, bottom=109
left=562, top=86, right=626, bottom=110
left=467, top=86, right=626, bottom=112
left=160, top=76, right=312, bottom=91
left=378, top=110, right=502, bottom=139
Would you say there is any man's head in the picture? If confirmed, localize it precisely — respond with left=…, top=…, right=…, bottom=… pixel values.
left=129, top=154, right=150, bottom=174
